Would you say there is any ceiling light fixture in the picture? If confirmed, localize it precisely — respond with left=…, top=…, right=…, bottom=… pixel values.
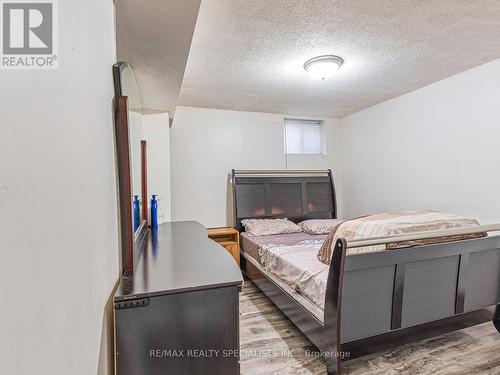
left=304, top=55, right=344, bottom=80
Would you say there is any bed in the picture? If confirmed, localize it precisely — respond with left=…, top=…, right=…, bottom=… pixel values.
left=232, top=169, right=500, bottom=375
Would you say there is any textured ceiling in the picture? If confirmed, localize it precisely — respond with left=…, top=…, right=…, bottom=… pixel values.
left=116, top=0, right=201, bottom=115
left=178, top=0, right=500, bottom=117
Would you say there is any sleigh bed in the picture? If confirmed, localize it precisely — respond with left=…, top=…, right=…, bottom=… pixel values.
left=232, top=169, right=500, bottom=374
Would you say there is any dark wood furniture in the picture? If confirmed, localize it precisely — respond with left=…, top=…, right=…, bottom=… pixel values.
left=113, top=61, right=148, bottom=273
left=232, top=169, right=336, bottom=231
left=233, top=169, right=500, bottom=375
left=208, top=227, right=241, bottom=265
left=114, top=95, right=134, bottom=271
left=113, top=63, right=244, bottom=374
left=114, top=221, right=243, bottom=375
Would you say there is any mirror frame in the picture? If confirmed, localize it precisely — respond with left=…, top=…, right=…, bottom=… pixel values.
left=113, top=62, right=147, bottom=273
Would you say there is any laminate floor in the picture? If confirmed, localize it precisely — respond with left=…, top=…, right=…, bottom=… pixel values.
left=240, top=281, right=500, bottom=375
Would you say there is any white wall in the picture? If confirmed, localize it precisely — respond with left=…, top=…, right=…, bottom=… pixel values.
left=170, top=106, right=343, bottom=227
left=130, top=110, right=144, bottom=198
left=142, top=112, right=172, bottom=223
left=341, top=58, right=500, bottom=224
left=0, top=1, right=119, bottom=374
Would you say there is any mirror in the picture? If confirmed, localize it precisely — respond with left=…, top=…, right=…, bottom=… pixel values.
left=113, top=62, right=145, bottom=237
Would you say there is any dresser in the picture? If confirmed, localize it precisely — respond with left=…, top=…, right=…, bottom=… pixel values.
left=114, top=221, right=243, bottom=375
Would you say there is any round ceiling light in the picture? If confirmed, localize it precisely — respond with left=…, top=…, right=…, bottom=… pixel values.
left=303, top=55, right=344, bottom=80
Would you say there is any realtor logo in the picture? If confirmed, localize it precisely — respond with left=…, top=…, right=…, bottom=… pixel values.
left=1, top=0, right=58, bottom=69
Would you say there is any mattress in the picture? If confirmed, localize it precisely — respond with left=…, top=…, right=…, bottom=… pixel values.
left=241, top=232, right=329, bottom=310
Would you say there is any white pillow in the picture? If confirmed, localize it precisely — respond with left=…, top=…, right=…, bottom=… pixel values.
left=241, top=218, right=302, bottom=236
left=299, top=219, right=343, bottom=235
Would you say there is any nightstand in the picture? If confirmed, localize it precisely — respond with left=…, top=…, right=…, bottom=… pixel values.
left=207, top=227, right=240, bottom=266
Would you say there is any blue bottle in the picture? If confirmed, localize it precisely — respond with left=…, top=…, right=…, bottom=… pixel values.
left=151, top=195, right=158, bottom=230
left=133, top=195, right=140, bottom=231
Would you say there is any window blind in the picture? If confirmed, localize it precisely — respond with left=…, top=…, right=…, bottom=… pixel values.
left=284, top=118, right=325, bottom=155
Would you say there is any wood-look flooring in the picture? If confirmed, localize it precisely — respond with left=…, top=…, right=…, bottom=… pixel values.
left=240, top=280, right=500, bottom=375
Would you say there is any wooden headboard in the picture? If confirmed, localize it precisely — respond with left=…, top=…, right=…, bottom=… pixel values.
left=232, top=170, right=337, bottom=232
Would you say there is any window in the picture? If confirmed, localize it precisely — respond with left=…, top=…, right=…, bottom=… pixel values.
left=284, top=118, right=325, bottom=155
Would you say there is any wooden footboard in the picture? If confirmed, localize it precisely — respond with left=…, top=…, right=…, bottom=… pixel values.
left=324, top=225, right=500, bottom=374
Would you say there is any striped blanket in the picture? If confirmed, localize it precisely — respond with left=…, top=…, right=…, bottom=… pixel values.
left=317, top=210, right=485, bottom=265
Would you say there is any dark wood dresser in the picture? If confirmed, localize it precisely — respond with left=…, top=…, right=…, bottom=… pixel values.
left=114, top=221, right=243, bottom=375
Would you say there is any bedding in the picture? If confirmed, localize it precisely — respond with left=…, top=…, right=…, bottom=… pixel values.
left=317, top=210, right=485, bottom=264
left=241, top=218, right=302, bottom=236
left=241, top=210, right=485, bottom=309
left=241, top=232, right=329, bottom=309
left=299, top=219, right=344, bottom=235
